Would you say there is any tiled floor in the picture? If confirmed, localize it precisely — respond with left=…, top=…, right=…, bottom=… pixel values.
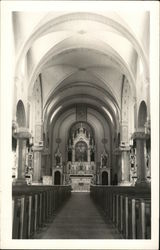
left=34, top=192, right=122, bottom=239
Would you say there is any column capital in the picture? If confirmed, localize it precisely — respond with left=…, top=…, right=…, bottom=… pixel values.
left=32, top=146, right=44, bottom=152
left=119, top=146, right=130, bottom=151
left=132, top=131, right=150, bottom=140
left=13, top=127, right=31, bottom=139
left=113, top=146, right=130, bottom=155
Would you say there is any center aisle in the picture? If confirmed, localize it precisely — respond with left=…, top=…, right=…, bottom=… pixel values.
left=35, top=192, right=122, bottom=239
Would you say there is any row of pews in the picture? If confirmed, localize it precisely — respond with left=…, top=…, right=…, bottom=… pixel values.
left=90, top=185, right=151, bottom=239
left=12, top=185, right=71, bottom=239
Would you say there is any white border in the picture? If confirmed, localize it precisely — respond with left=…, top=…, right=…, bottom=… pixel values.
left=0, top=1, right=159, bottom=250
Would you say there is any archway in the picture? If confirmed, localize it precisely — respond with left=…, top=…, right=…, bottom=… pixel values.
left=54, top=171, right=61, bottom=185
left=16, top=100, right=26, bottom=127
left=102, top=171, right=108, bottom=185
left=138, top=101, right=147, bottom=129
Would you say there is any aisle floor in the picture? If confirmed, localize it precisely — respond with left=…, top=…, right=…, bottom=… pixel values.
left=34, top=192, right=122, bottom=239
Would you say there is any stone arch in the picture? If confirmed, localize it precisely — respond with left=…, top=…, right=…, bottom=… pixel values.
left=138, top=101, right=147, bottom=129
left=16, top=100, right=26, bottom=127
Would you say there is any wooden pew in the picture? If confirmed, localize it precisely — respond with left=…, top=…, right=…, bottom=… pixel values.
left=90, top=185, right=151, bottom=239
left=12, top=185, right=71, bottom=239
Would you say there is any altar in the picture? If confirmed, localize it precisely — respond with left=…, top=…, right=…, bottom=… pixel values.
left=70, top=174, right=93, bottom=192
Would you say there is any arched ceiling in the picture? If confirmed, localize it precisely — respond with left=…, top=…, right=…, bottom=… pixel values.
left=14, top=11, right=149, bottom=76
left=13, top=11, right=150, bottom=134
left=45, top=91, right=119, bottom=132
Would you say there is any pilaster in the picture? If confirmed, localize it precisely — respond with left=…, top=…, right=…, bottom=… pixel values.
left=32, top=145, right=43, bottom=184
left=118, top=146, right=131, bottom=186
left=88, top=147, right=91, bottom=163
left=72, top=147, right=75, bottom=162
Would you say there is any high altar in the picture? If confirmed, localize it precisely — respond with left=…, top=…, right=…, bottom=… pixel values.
left=67, top=124, right=96, bottom=191
left=53, top=123, right=96, bottom=191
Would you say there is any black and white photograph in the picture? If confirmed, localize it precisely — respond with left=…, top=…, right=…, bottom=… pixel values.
left=0, top=1, right=159, bottom=250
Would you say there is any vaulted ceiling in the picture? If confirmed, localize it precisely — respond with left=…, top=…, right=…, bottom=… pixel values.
left=13, top=11, right=149, bottom=135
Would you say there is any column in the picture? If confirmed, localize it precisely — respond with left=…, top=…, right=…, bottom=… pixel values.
left=13, top=128, right=31, bottom=185
left=88, top=147, right=90, bottom=163
left=46, top=153, right=51, bottom=175
left=43, top=150, right=50, bottom=176
left=132, top=131, right=150, bottom=187
left=32, top=146, right=43, bottom=184
left=72, top=147, right=75, bottom=162
left=119, top=147, right=131, bottom=186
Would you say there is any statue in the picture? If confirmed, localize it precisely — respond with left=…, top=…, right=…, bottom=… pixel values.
left=102, top=153, right=108, bottom=167
left=55, top=147, right=62, bottom=166
left=101, top=153, right=108, bottom=167
left=56, top=155, right=60, bottom=164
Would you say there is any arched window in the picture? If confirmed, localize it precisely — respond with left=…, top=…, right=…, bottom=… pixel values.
left=16, top=100, right=26, bottom=127
left=138, top=101, right=147, bottom=128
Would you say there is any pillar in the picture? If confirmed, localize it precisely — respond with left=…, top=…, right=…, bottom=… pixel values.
left=72, top=147, right=75, bottom=162
left=13, top=128, right=31, bottom=185
left=88, top=147, right=90, bottom=163
left=46, top=153, right=51, bottom=175
left=43, top=151, right=50, bottom=176
left=118, top=147, right=131, bottom=186
left=32, top=146, right=43, bottom=184
left=132, top=131, right=150, bottom=187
